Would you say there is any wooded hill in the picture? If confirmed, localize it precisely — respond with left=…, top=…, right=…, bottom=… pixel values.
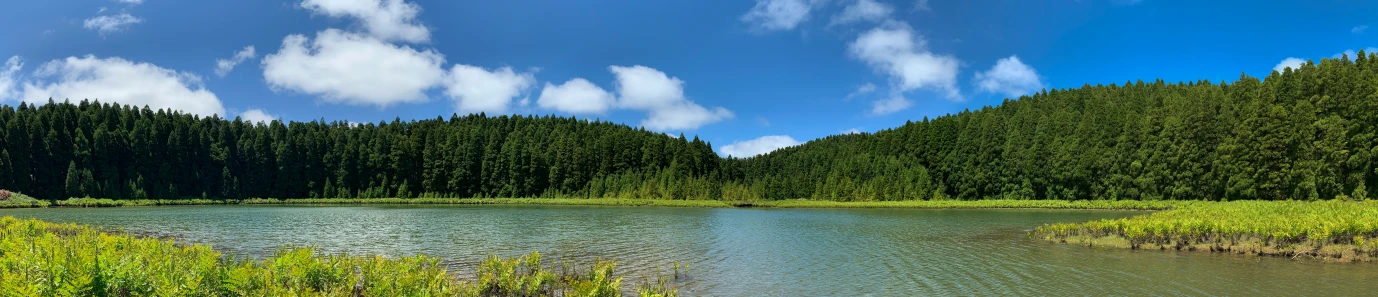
left=2, top=52, right=1377, bottom=201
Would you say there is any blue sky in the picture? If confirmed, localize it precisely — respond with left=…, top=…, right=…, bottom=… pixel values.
left=0, top=0, right=1375, bottom=157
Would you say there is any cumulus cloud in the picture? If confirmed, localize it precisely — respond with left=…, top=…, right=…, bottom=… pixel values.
left=1354, top=25, right=1368, bottom=34
left=215, top=46, right=257, bottom=77
left=720, top=135, right=801, bottom=158
left=537, top=78, right=615, bottom=114
left=831, top=0, right=893, bottom=26
left=1273, top=57, right=1306, bottom=73
left=975, top=55, right=1043, bottom=98
left=741, top=0, right=816, bottom=32
left=610, top=65, right=732, bottom=130
left=262, top=29, right=446, bottom=107
left=849, top=22, right=961, bottom=114
left=238, top=108, right=277, bottom=124
left=21, top=55, right=224, bottom=116
left=842, top=128, right=863, bottom=134
left=0, top=56, right=21, bottom=100
left=1331, top=48, right=1378, bottom=60
left=442, top=65, right=535, bottom=114
left=83, top=13, right=142, bottom=34
left=301, top=0, right=430, bottom=43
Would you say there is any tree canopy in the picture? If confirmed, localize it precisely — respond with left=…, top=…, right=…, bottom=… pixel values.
left=3, top=52, right=1377, bottom=202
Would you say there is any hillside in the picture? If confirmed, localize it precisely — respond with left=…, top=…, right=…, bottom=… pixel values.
left=2, top=53, right=1377, bottom=202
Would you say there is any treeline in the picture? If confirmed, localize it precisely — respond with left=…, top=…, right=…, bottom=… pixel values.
left=0, top=102, right=730, bottom=200
left=741, top=51, right=1378, bottom=201
left=3, top=52, right=1378, bottom=202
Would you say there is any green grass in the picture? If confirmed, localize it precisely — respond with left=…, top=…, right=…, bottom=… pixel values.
left=755, top=199, right=1189, bottom=210
left=0, top=216, right=679, bottom=296
left=57, top=198, right=232, bottom=207
left=1034, top=200, right=1378, bottom=261
left=51, top=197, right=1197, bottom=210
left=0, top=191, right=50, bottom=208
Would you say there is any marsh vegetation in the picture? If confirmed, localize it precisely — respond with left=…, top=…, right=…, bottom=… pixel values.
left=0, top=216, right=679, bottom=296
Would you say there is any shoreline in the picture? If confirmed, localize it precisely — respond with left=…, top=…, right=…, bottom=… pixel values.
left=0, top=217, right=681, bottom=295
left=30, top=197, right=1186, bottom=210
left=1034, top=200, right=1378, bottom=262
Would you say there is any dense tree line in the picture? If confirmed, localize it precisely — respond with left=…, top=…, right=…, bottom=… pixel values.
left=2, top=52, right=1378, bottom=201
left=0, top=102, right=730, bottom=200
left=741, top=52, right=1378, bottom=201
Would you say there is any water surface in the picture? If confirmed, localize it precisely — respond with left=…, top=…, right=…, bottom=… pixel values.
left=1, top=205, right=1372, bottom=296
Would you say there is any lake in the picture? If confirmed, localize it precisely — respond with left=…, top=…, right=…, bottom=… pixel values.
left=1, top=205, right=1373, bottom=296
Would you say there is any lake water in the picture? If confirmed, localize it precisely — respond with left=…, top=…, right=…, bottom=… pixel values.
left=1, top=205, right=1373, bottom=296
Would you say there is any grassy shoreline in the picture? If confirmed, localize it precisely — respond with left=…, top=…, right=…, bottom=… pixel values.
left=1034, top=200, right=1378, bottom=262
left=41, top=197, right=1185, bottom=210
left=0, top=216, right=680, bottom=296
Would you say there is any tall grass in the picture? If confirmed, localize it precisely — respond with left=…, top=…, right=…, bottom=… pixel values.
left=1035, top=200, right=1378, bottom=261
left=0, top=191, right=49, bottom=208
left=51, top=197, right=1194, bottom=210
left=0, top=217, right=679, bottom=296
left=757, top=199, right=1189, bottom=210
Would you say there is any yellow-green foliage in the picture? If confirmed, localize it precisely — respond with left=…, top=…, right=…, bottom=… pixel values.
left=0, top=217, right=676, bottom=296
left=758, top=199, right=1189, bottom=210
left=0, top=191, right=50, bottom=208
left=57, top=198, right=230, bottom=207
left=1035, top=200, right=1378, bottom=253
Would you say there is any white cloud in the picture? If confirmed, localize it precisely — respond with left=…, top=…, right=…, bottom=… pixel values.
left=642, top=102, right=734, bottom=131
left=21, top=55, right=224, bottom=116
left=115, top=0, right=143, bottom=5
left=215, top=46, right=257, bottom=77
left=610, top=65, right=732, bottom=130
left=912, top=0, right=930, bottom=12
left=720, top=135, right=801, bottom=158
left=1331, top=48, right=1377, bottom=60
left=831, top=0, right=893, bottom=26
left=301, top=0, right=430, bottom=43
left=975, top=55, right=1043, bottom=98
left=741, top=0, right=816, bottom=32
left=262, top=29, right=446, bottom=107
left=442, top=65, right=535, bottom=114
left=871, top=95, right=912, bottom=115
left=0, top=56, right=21, bottom=100
left=849, top=22, right=961, bottom=114
left=83, top=13, right=142, bottom=34
left=1273, top=58, right=1305, bottom=73
left=845, top=82, right=876, bottom=100
left=1353, top=25, right=1368, bottom=34
left=537, top=78, right=615, bottom=114
left=238, top=108, right=277, bottom=124
left=842, top=128, right=863, bottom=134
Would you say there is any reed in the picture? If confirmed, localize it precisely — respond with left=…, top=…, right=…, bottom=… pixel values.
left=1034, top=200, right=1378, bottom=261
left=0, top=216, right=679, bottom=296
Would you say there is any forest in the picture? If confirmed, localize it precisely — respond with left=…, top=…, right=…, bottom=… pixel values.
left=2, top=52, right=1378, bottom=202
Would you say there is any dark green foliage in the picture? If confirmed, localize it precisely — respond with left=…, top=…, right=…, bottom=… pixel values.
left=4, top=53, right=1378, bottom=201
left=0, top=102, right=724, bottom=200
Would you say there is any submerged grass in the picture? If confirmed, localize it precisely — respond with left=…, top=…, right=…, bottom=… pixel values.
left=0, top=216, right=679, bottom=296
left=1034, top=200, right=1378, bottom=261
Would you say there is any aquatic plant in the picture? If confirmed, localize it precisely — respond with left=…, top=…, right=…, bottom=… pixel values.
left=1035, top=200, right=1378, bottom=261
left=0, top=216, right=679, bottom=296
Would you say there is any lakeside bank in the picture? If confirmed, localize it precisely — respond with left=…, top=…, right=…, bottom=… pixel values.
left=0, top=216, right=680, bottom=296
left=1034, top=200, right=1378, bottom=262
left=31, top=197, right=1185, bottom=210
